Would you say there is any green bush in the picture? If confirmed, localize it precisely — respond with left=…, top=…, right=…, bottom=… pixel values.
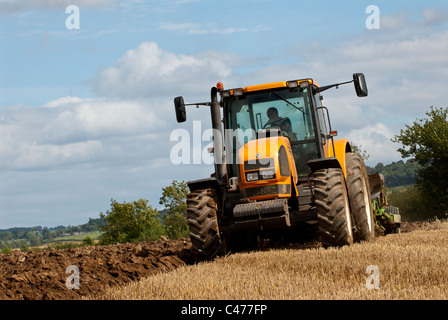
left=138, top=223, right=166, bottom=242
left=1, top=247, right=12, bottom=254
left=159, top=180, right=189, bottom=239
left=388, top=185, right=437, bottom=221
left=99, top=198, right=165, bottom=245
left=392, top=106, right=448, bottom=218
left=82, top=236, right=95, bottom=246
left=164, top=212, right=189, bottom=240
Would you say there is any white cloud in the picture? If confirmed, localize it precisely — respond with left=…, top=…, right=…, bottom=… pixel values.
left=13, top=140, right=103, bottom=169
left=422, top=7, right=448, bottom=25
left=347, top=123, right=402, bottom=166
left=94, top=41, right=235, bottom=98
left=381, top=10, right=411, bottom=31
left=378, top=7, right=448, bottom=38
left=0, top=97, right=168, bottom=170
left=43, top=96, right=84, bottom=108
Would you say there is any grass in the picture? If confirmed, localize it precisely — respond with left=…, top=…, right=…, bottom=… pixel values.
left=95, top=219, right=448, bottom=300
left=51, top=231, right=102, bottom=242
left=0, top=231, right=104, bottom=254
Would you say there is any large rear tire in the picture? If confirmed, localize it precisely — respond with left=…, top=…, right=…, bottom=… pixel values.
left=187, top=188, right=225, bottom=260
left=346, top=153, right=375, bottom=243
left=313, top=168, right=354, bottom=246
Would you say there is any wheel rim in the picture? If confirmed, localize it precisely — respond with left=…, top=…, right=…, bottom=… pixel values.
left=343, top=186, right=353, bottom=238
left=362, top=177, right=373, bottom=234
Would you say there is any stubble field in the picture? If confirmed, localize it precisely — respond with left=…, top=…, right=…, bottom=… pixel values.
left=95, top=219, right=448, bottom=300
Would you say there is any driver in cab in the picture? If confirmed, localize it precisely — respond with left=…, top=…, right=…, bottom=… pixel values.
left=264, top=107, right=297, bottom=141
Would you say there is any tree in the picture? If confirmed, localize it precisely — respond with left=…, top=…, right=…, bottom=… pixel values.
left=388, top=185, right=434, bottom=221
left=99, top=198, right=165, bottom=244
left=25, top=231, right=42, bottom=247
left=392, top=106, right=448, bottom=218
left=350, top=143, right=370, bottom=161
left=159, top=180, right=189, bottom=216
left=0, top=231, right=13, bottom=241
left=42, top=227, right=54, bottom=242
left=159, top=180, right=190, bottom=239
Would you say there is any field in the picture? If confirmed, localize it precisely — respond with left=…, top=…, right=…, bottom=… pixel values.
left=51, top=231, right=102, bottom=243
left=97, top=219, right=448, bottom=300
left=1, top=220, right=447, bottom=300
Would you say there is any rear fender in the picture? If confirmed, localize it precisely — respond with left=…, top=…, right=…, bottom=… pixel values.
left=187, top=177, right=221, bottom=194
left=323, top=139, right=352, bottom=178
left=307, top=157, right=342, bottom=174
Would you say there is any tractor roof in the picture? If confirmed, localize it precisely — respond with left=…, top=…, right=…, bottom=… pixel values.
left=219, top=78, right=320, bottom=96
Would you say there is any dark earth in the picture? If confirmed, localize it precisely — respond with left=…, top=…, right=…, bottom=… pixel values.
left=0, top=238, right=195, bottom=300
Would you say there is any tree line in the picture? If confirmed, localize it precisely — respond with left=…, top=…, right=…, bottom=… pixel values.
left=366, top=160, right=419, bottom=188
left=0, top=218, right=105, bottom=250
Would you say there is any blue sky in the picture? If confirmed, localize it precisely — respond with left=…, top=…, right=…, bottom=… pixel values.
left=1, top=0, right=448, bottom=228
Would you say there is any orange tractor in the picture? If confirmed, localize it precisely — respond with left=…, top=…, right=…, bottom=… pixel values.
left=174, top=74, right=375, bottom=259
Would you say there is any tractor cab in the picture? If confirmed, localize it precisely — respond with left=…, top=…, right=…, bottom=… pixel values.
left=221, top=79, right=325, bottom=183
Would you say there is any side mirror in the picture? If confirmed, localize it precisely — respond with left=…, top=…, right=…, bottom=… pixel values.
left=174, top=96, right=186, bottom=123
left=353, top=73, right=368, bottom=97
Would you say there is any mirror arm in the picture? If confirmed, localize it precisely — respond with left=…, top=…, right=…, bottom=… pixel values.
left=316, top=80, right=354, bottom=93
left=184, top=102, right=212, bottom=108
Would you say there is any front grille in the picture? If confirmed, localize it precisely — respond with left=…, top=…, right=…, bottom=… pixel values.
left=244, top=184, right=291, bottom=198
left=244, top=158, right=274, bottom=171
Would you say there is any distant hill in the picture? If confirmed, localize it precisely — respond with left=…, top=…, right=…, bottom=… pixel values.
left=367, top=159, right=419, bottom=188
left=0, top=217, right=106, bottom=250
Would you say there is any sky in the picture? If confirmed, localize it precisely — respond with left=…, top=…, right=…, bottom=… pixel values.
left=0, top=0, right=447, bottom=228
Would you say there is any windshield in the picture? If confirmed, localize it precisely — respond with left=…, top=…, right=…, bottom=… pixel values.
left=225, top=87, right=320, bottom=177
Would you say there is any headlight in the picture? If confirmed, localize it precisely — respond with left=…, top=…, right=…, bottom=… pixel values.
left=246, top=172, right=259, bottom=182
left=260, top=169, right=276, bottom=180
left=233, top=89, right=245, bottom=96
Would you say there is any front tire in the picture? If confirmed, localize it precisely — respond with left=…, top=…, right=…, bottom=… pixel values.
left=187, top=188, right=225, bottom=260
left=313, top=168, right=354, bottom=246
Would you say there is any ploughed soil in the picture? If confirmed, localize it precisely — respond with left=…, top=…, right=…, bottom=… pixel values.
left=0, top=239, right=196, bottom=300
left=0, top=222, right=422, bottom=300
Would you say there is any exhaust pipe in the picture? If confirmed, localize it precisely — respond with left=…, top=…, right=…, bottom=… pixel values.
left=210, top=87, right=226, bottom=184
left=174, top=87, right=226, bottom=185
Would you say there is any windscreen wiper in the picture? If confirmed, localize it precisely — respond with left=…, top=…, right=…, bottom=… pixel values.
left=269, top=91, right=307, bottom=116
